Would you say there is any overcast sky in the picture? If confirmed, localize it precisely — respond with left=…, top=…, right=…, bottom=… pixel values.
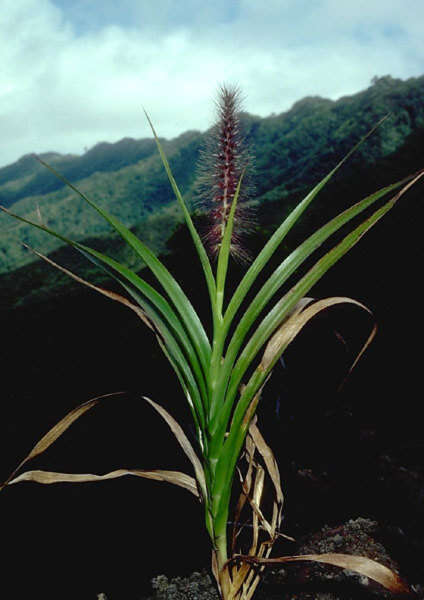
left=1, top=0, right=423, bottom=168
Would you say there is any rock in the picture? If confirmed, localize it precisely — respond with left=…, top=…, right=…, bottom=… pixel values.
left=148, top=571, right=218, bottom=600
left=260, top=517, right=413, bottom=599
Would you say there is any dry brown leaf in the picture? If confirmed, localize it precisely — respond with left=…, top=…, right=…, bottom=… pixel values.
left=0, top=392, right=206, bottom=502
left=251, top=466, right=265, bottom=549
left=22, top=244, right=154, bottom=331
left=234, top=552, right=411, bottom=595
left=8, top=468, right=199, bottom=496
left=261, top=296, right=374, bottom=374
left=0, top=391, right=125, bottom=491
left=142, top=396, right=206, bottom=499
left=229, top=422, right=288, bottom=600
left=248, top=423, right=283, bottom=506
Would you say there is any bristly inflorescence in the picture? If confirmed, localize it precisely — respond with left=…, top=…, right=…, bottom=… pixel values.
left=195, top=84, right=254, bottom=261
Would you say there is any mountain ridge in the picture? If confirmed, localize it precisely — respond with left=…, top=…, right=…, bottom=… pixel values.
left=1, top=73, right=424, bottom=308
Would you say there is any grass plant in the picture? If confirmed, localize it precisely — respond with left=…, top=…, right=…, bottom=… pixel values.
left=1, top=86, right=422, bottom=599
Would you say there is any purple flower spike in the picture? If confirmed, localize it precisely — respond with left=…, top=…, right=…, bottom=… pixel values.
left=196, top=85, right=253, bottom=261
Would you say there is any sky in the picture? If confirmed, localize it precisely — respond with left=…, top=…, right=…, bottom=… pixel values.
left=1, top=0, right=424, bottom=168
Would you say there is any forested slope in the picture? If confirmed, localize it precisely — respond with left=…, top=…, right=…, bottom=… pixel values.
left=1, top=73, right=424, bottom=307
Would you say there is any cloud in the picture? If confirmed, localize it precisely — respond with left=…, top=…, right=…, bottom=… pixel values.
left=0, top=0, right=423, bottom=168
left=52, top=0, right=237, bottom=34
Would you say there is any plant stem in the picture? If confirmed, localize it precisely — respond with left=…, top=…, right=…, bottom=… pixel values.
left=215, top=528, right=231, bottom=599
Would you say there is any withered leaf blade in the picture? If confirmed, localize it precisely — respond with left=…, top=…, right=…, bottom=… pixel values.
left=0, top=392, right=125, bottom=491
left=8, top=468, right=199, bottom=496
left=143, top=396, right=206, bottom=498
left=248, top=422, right=283, bottom=505
left=22, top=244, right=154, bottom=331
left=234, top=552, right=411, bottom=595
left=261, top=296, right=374, bottom=375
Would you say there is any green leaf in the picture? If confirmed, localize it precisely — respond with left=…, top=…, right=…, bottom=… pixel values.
left=34, top=157, right=212, bottom=375
left=208, top=175, right=413, bottom=431
left=215, top=172, right=244, bottom=316
left=223, top=117, right=391, bottom=335
left=67, top=251, right=209, bottom=432
left=208, top=174, right=245, bottom=422
left=229, top=169, right=424, bottom=411
left=77, top=247, right=209, bottom=412
left=143, top=111, right=219, bottom=328
left=0, top=206, right=208, bottom=429
left=212, top=170, right=424, bottom=524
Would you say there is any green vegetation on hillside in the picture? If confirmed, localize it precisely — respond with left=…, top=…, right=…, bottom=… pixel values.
left=1, top=74, right=424, bottom=308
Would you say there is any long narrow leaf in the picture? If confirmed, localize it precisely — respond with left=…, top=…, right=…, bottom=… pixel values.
left=219, top=176, right=412, bottom=386
left=7, top=469, right=199, bottom=497
left=212, top=176, right=423, bottom=526
left=1, top=206, right=192, bottom=354
left=155, top=335, right=206, bottom=448
left=69, top=249, right=208, bottom=430
left=222, top=170, right=424, bottom=430
left=209, top=174, right=245, bottom=420
left=76, top=246, right=210, bottom=415
left=216, top=172, right=245, bottom=316
left=23, top=244, right=155, bottom=331
left=208, top=297, right=313, bottom=455
left=34, top=157, right=211, bottom=373
left=143, top=112, right=218, bottom=327
left=1, top=393, right=205, bottom=500
left=233, top=553, right=410, bottom=595
left=260, top=296, right=372, bottom=371
left=0, top=392, right=124, bottom=491
left=0, top=206, right=208, bottom=427
left=211, top=389, right=263, bottom=536
left=248, top=421, right=283, bottom=506
left=207, top=170, right=415, bottom=432
left=209, top=171, right=423, bottom=436
left=223, top=117, right=391, bottom=332
left=142, top=396, right=207, bottom=501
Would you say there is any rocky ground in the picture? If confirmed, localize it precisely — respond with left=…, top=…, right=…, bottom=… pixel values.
left=132, top=516, right=423, bottom=600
